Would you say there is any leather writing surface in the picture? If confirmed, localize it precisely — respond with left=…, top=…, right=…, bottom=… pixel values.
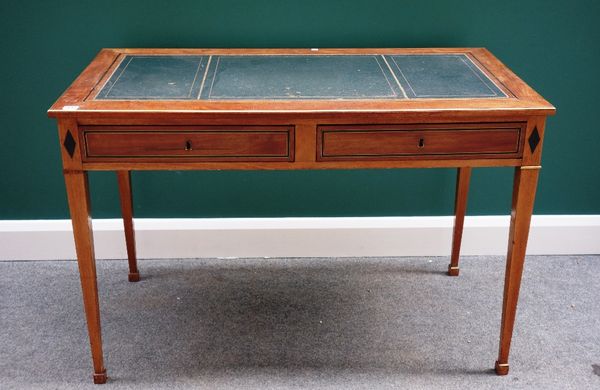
left=97, top=56, right=208, bottom=100
left=387, top=55, right=505, bottom=98
left=201, top=55, right=401, bottom=99
left=97, top=54, right=506, bottom=100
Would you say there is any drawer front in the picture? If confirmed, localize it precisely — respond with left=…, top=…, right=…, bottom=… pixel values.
left=317, top=123, right=524, bottom=161
left=82, top=126, right=294, bottom=162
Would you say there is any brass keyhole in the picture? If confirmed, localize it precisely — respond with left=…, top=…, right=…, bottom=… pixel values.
left=418, top=138, right=425, bottom=148
left=185, top=140, right=193, bottom=151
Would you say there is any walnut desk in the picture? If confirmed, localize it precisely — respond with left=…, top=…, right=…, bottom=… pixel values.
left=48, top=48, right=555, bottom=384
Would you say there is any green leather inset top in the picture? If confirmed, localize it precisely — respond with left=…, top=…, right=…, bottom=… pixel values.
left=97, top=54, right=506, bottom=100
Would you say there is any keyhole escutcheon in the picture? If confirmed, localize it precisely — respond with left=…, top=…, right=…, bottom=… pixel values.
left=185, top=140, right=193, bottom=151
left=418, top=137, right=425, bottom=148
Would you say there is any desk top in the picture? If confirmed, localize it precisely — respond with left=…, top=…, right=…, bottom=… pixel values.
left=95, top=54, right=506, bottom=100
left=49, top=48, right=554, bottom=117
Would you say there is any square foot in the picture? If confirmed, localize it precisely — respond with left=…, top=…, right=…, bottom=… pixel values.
left=495, top=361, right=509, bottom=375
left=447, top=265, right=460, bottom=276
left=128, top=272, right=140, bottom=282
left=93, top=370, right=107, bottom=384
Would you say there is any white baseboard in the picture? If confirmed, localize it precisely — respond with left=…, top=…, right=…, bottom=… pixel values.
left=0, top=215, right=598, bottom=261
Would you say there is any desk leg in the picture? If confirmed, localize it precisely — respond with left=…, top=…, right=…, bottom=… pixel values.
left=64, top=172, right=107, bottom=384
left=448, top=167, right=471, bottom=276
left=495, top=167, right=539, bottom=375
left=117, top=171, right=139, bottom=282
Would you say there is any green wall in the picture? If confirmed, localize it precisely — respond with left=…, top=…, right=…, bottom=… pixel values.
left=1, top=0, right=598, bottom=219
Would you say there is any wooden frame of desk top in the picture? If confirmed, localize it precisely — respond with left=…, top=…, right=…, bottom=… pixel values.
left=49, top=48, right=555, bottom=384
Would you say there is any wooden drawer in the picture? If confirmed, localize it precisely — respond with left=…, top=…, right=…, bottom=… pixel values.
left=317, top=123, right=525, bottom=161
left=82, top=126, right=294, bottom=162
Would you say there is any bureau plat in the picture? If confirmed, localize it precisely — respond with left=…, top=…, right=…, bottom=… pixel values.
left=48, top=48, right=555, bottom=384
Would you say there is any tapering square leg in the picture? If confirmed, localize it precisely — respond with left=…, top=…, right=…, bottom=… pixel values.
left=448, top=167, right=471, bottom=276
left=117, top=171, right=139, bottom=282
left=64, top=171, right=107, bottom=384
left=495, top=167, right=540, bottom=375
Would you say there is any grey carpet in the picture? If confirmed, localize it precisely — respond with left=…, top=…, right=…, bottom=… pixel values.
left=1, top=256, right=599, bottom=389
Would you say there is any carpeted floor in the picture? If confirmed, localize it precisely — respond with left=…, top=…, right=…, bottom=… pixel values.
left=1, top=255, right=599, bottom=389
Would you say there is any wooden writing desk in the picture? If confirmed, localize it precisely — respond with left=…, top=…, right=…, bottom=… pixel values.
left=48, top=48, right=555, bottom=384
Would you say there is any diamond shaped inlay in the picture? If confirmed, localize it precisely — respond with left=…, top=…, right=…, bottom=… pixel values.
left=63, top=130, right=76, bottom=158
left=528, top=127, right=540, bottom=153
